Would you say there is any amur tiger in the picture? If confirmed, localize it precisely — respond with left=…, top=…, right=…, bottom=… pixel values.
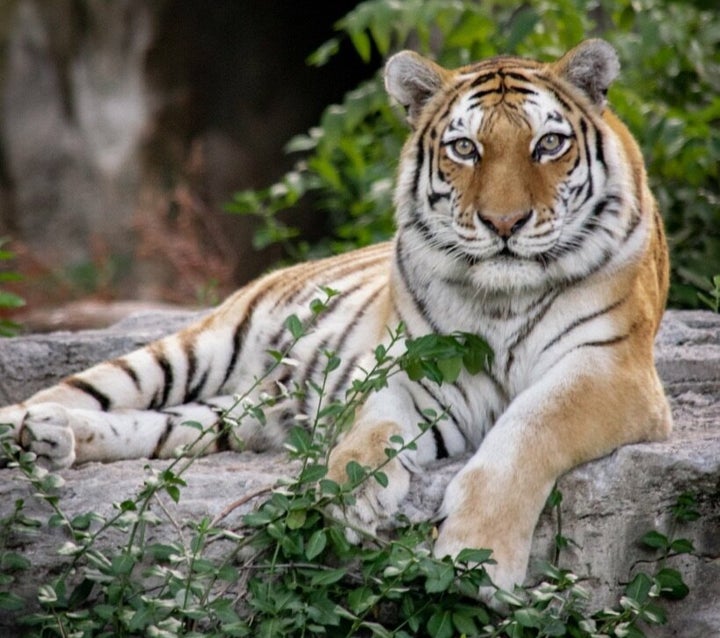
left=0, top=40, right=671, bottom=593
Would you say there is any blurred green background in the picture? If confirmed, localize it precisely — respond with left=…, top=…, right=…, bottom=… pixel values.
left=228, top=0, right=720, bottom=309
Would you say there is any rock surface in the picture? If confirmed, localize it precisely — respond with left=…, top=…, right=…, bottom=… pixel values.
left=1, top=310, right=719, bottom=635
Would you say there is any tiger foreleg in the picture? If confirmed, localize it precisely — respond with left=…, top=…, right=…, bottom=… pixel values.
left=6, top=396, right=270, bottom=468
left=433, top=354, right=672, bottom=595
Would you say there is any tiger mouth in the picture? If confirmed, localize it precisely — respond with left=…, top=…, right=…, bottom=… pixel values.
left=460, top=246, right=517, bottom=267
left=459, top=244, right=549, bottom=268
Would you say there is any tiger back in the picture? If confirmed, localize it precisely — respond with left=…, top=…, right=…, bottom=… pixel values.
left=0, top=40, right=670, bottom=593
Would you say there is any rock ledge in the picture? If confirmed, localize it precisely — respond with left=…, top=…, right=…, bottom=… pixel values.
left=1, top=310, right=719, bottom=635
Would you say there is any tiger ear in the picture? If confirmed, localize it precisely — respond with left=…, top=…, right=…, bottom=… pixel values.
left=552, top=39, right=620, bottom=110
left=385, top=51, right=447, bottom=127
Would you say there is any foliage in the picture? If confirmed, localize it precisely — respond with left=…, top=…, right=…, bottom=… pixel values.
left=0, top=237, right=23, bottom=336
left=0, top=296, right=698, bottom=637
left=226, top=0, right=720, bottom=307
left=698, top=275, right=720, bottom=313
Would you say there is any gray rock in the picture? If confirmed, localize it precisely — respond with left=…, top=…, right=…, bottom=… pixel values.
left=1, top=310, right=719, bottom=635
left=2, top=0, right=153, bottom=267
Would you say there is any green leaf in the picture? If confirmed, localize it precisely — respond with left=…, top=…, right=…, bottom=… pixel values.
left=494, top=589, right=524, bottom=607
left=374, top=344, right=387, bottom=361
left=310, top=567, right=346, bottom=587
left=424, top=561, right=455, bottom=593
left=437, top=356, right=462, bottom=383
left=640, top=530, right=669, bottom=550
left=0, top=591, right=24, bottom=611
left=641, top=602, right=668, bottom=625
left=165, top=484, right=181, bottom=503
left=348, top=585, right=379, bottom=614
left=305, top=529, right=327, bottom=560
left=324, top=352, right=341, bottom=372
left=543, top=619, right=569, bottom=636
left=0, top=291, right=24, bottom=309
left=307, top=37, right=340, bottom=67
left=514, top=607, right=544, bottom=628
left=192, top=558, right=216, bottom=574
left=359, top=621, right=393, bottom=638
left=327, top=526, right=352, bottom=554
left=299, top=463, right=327, bottom=484
left=68, top=578, right=95, bottom=608
left=70, top=512, right=98, bottom=530
left=655, top=567, right=689, bottom=600
left=285, top=314, right=304, bottom=339
left=1, top=552, right=31, bottom=571
left=671, top=492, right=701, bottom=522
left=286, top=508, right=307, bottom=530
left=373, top=470, right=388, bottom=488
left=452, top=610, right=478, bottom=635
left=402, top=359, right=424, bottom=382
left=546, top=487, right=563, bottom=508
left=460, top=333, right=493, bottom=374
left=306, top=591, right=342, bottom=626
left=349, top=29, right=372, bottom=63
left=288, top=426, right=312, bottom=455
left=345, top=460, right=366, bottom=485
left=37, top=584, right=58, bottom=605
left=455, top=548, right=493, bottom=564
left=111, top=553, right=135, bottom=576
left=427, top=609, right=454, bottom=638
left=669, top=538, right=694, bottom=554
left=625, top=572, right=652, bottom=604
left=319, top=478, right=340, bottom=497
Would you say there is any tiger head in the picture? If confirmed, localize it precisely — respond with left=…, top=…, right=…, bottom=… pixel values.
left=386, top=40, right=646, bottom=292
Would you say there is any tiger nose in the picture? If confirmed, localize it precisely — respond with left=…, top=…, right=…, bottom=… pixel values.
left=477, top=210, right=532, bottom=238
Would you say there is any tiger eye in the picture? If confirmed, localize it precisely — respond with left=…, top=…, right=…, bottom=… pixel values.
left=537, top=133, right=564, bottom=154
left=450, top=138, right=478, bottom=160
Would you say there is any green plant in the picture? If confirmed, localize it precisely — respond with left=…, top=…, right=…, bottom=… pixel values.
left=226, top=0, right=720, bottom=307
left=0, top=237, right=24, bottom=336
left=698, top=275, right=720, bottom=312
left=0, top=295, right=698, bottom=637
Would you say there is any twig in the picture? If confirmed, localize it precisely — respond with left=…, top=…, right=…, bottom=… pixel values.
left=210, top=484, right=275, bottom=527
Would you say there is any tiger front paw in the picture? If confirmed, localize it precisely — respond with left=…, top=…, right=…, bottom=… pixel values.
left=19, top=403, right=76, bottom=469
left=326, top=421, right=412, bottom=543
left=433, top=517, right=529, bottom=600
left=326, top=455, right=410, bottom=543
left=432, top=467, right=534, bottom=599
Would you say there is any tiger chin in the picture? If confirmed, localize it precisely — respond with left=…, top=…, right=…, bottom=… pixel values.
left=1, top=40, right=671, bottom=596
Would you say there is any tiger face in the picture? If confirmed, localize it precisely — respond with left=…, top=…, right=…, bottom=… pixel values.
left=387, top=40, right=639, bottom=292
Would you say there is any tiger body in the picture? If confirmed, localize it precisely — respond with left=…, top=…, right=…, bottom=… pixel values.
left=1, top=40, right=671, bottom=592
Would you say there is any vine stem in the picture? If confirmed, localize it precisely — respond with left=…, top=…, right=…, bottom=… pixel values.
left=210, top=484, right=275, bottom=527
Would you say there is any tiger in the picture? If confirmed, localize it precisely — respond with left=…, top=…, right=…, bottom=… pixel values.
left=0, top=39, right=671, bottom=594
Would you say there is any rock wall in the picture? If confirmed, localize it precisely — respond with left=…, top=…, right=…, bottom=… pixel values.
left=2, top=0, right=154, bottom=272
left=0, top=0, right=371, bottom=303
left=0, top=310, right=719, bottom=635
